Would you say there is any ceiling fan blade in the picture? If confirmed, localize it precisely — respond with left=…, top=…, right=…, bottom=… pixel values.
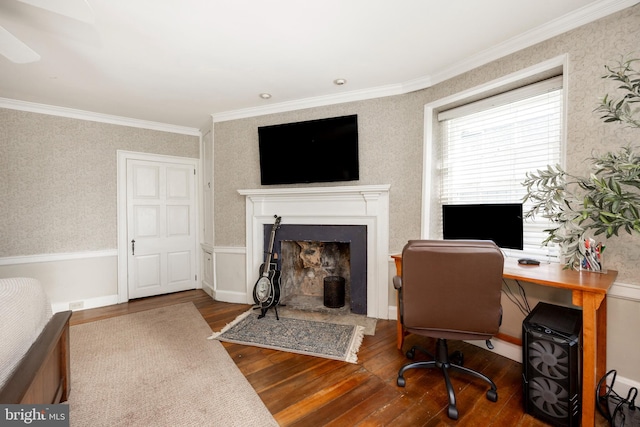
left=0, top=25, right=40, bottom=63
left=16, top=0, right=95, bottom=24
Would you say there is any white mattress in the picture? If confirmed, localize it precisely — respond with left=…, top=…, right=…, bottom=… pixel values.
left=0, top=277, right=53, bottom=387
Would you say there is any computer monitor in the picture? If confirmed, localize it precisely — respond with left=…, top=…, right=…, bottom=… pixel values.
left=442, top=203, right=524, bottom=250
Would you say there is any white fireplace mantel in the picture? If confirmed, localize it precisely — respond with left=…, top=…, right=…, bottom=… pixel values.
left=239, top=184, right=390, bottom=319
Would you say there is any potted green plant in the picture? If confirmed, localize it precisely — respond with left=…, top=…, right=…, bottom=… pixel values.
left=523, top=56, right=640, bottom=269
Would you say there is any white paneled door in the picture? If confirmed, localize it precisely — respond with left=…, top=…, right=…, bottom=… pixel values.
left=126, top=159, right=197, bottom=299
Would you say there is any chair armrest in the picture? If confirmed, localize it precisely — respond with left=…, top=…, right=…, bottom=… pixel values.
left=393, top=276, right=402, bottom=290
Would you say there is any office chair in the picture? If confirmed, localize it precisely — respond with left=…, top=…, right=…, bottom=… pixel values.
left=394, top=239, right=504, bottom=419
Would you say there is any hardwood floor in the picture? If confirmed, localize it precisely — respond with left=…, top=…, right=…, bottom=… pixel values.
left=69, top=289, right=607, bottom=426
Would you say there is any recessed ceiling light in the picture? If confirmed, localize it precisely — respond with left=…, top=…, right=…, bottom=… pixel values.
left=333, top=78, right=347, bottom=86
left=259, top=93, right=272, bottom=99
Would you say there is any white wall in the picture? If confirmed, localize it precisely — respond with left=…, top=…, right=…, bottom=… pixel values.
left=0, top=251, right=118, bottom=312
left=212, top=247, right=247, bottom=304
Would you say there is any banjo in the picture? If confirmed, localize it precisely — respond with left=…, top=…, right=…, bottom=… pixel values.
left=253, top=215, right=281, bottom=319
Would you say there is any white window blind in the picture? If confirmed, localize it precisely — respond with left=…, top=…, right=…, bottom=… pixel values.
left=437, top=77, right=563, bottom=260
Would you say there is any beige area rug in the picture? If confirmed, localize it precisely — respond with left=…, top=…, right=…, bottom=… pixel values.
left=67, top=303, right=278, bottom=427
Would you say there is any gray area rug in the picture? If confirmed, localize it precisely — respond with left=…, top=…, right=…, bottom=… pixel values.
left=209, top=309, right=366, bottom=363
left=67, top=303, right=277, bottom=427
left=275, top=304, right=377, bottom=336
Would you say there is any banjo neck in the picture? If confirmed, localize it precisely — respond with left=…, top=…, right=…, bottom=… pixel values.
left=262, top=215, right=281, bottom=277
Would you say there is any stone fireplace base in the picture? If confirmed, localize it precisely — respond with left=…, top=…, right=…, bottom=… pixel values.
left=280, top=240, right=352, bottom=313
left=269, top=223, right=367, bottom=314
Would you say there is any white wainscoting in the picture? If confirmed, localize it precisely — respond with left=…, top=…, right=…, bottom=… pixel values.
left=0, top=250, right=119, bottom=312
left=212, top=246, right=248, bottom=304
left=3, top=246, right=637, bottom=391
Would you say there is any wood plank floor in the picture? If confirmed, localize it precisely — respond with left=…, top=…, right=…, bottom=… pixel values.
left=70, top=289, right=607, bottom=426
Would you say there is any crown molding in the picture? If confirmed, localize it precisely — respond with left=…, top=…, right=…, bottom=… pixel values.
left=213, top=0, right=639, bottom=122
left=211, top=83, right=405, bottom=123
left=1, top=0, right=636, bottom=127
left=0, top=97, right=201, bottom=136
left=428, top=0, right=640, bottom=86
left=400, top=75, right=433, bottom=94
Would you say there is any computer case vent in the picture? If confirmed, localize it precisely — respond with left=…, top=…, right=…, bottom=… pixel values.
left=522, top=302, right=582, bottom=427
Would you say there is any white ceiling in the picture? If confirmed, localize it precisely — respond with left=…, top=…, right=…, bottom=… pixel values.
left=0, top=0, right=636, bottom=131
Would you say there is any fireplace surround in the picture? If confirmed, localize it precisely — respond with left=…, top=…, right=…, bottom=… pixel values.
left=239, top=185, right=390, bottom=319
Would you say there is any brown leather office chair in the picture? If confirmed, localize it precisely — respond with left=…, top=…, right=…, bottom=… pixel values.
left=394, top=239, right=504, bottom=419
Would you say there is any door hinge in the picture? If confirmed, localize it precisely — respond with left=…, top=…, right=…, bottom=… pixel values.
left=193, top=169, right=196, bottom=175
left=195, top=274, right=198, bottom=281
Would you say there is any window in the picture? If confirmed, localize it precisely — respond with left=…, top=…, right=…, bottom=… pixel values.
left=434, top=77, right=563, bottom=260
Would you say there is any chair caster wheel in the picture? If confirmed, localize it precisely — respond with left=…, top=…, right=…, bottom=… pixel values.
left=447, top=405, right=459, bottom=420
left=451, top=350, right=464, bottom=366
left=486, top=389, right=498, bottom=402
left=397, top=376, right=406, bottom=387
left=406, top=348, right=415, bottom=359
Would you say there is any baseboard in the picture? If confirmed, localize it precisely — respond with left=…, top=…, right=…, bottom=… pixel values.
left=471, top=340, right=640, bottom=402
left=202, top=282, right=215, bottom=298
left=467, top=338, right=523, bottom=363
left=388, top=305, right=398, bottom=321
left=214, top=289, right=250, bottom=304
left=51, top=294, right=119, bottom=313
left=391, top=302, right=640, bottom=391
left=51, top=284, right=210, bottom=313
left=389, top=304, right=523, bottom=362
left=608, top=374, right=640, bottom=400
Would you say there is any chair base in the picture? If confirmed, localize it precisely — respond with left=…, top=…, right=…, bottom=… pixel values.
left=397, top=338, right=498, bottom=420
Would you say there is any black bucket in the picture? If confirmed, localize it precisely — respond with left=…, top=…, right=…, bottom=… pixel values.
left=323, top=276, right=345, bottom=308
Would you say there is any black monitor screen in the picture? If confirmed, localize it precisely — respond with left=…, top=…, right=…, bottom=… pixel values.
left=442, top=203, right=524, bottom=250
left=258, top=115, right=359, bottom=185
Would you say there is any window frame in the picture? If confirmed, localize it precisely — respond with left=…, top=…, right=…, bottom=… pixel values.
left=421, top=55, right=568, bottom=261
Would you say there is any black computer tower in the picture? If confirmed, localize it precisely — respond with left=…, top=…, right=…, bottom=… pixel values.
left=522, top=302, right=582, bottom=427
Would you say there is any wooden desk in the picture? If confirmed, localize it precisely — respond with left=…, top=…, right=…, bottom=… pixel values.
left=391, top=255, right=617, bottom=427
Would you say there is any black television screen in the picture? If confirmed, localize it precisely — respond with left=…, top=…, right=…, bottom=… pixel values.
left=442, top=203, right=524, bottom=250
left=258, top=115, right=359, bottom=185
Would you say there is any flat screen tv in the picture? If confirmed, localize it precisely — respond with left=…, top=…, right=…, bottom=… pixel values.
left=442, top=203, right=524, bottom=250
left=258, top=115, right=359, bottom=185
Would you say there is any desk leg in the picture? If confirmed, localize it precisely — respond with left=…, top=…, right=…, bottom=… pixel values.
left=396, top=292, right=404, bottom=351
left=394, top=259, right=405, bottom=352
left=596, top=296, right=608, bottom=394
left=397, top=320, right=404, bottom=351
left=577, top=292, right=604, bottom=427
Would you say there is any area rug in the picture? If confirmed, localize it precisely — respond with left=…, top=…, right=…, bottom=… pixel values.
left=209, top=309, right=365, bottom=363
left=67, top=303, right=278, bottom=427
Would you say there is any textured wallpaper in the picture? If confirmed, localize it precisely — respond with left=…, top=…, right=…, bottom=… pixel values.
left=0, top=110, right=199, bottom=257
left=213, top=97, right=421, bottom=250
left=213, top=4, right=640, bottom=284
left=412, top=5, right=640, bottom=283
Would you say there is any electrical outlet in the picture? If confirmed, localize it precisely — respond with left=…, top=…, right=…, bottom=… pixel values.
left=69, top=301, right=84, bottom=310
